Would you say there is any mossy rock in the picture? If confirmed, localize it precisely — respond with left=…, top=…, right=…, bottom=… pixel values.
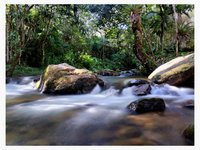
left=37, top=63, right=104, bottom=94
left=148, top=53, right=194, bottom=87
left=35, top=80, right=40, bottom=89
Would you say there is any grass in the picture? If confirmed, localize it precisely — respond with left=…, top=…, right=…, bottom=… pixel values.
left=12, top=66, right=43, bottom=77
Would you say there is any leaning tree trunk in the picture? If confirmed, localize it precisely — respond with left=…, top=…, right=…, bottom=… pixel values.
left=131, top=9, right=157, bottom=73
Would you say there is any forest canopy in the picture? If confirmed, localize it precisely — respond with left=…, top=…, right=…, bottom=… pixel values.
left=6, top=4, right=194, bottom=77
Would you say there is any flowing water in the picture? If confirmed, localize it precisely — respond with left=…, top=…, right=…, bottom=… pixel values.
left=6, top=76, right=194, bottom=145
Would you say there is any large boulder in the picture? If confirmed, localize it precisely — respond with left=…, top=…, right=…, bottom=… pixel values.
left=36, top=63, right=104, bottom=94
left=148, top=53, right=194, bottom=87
left=127, top=98, right=166, bottom=113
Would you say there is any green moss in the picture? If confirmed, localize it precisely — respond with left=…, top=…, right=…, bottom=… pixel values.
left=156, top=62, right=193, bottom=82
left=73, top=69, right=91, bottom=75
left=56, top=76, right=75, bottom=84
left=43, top=66, right=50, bottom=80
left=148, top=53, right=194, bottom=80
left=35, top=80, right=40, bottom=89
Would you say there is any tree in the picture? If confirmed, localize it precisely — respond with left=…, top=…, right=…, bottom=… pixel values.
left=172, top=4, right=179, bottom=56
left=6, top=4, right=194, bottom=76
left=6, top=5, right=34, bottom=76
left=131, top=9, right=157, bottom=73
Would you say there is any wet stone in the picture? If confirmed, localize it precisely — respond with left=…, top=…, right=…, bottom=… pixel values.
left=127, top=98, right=166, bottom=113
left=183, top=124, right=194, bottom=145
left=183, top=100, right=194, bottom=109
left=37, top=63, right=104, bottom=94
left=123, top=79, right=151, bottom=96
left=132, top=84, right=151, bottom=96
left=33, top=76, right=41, bottom=83
left=184, top=104, right=194, bottom=109
left=126, top=79, right=150, bottom=87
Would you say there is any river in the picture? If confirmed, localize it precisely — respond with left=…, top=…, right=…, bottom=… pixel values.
left=6, top=76, right=194, bottom=145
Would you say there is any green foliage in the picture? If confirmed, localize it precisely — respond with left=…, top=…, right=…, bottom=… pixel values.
left=12, top=66, right=43, bottom=77
left=6, top=4, right=194, bottom=76
left=79, top=53, right=97, bottom=69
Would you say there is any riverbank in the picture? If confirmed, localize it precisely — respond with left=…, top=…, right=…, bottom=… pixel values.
left=7, top=66, right=43, bottom=77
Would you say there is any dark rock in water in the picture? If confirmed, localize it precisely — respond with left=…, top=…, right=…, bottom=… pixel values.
left=33, top=75, right=41, bottom=83
left=126, top=79, right=150, bottom=87
left=123, top=79, right=151, bottom=96
left=6, top=78, right=10, bottom=84
left=182, top=100, right=194, bottom=109
left=127, top=98, right=166, bottom=113
left=184, top=104, right=194, bottom=109
left=97, top=78, right=105, bottom=87
left=120, top=69, right=141, bottom=77
left=183, top=124, right=194, bottom=145
left=97, top=70, right=120, bottom=76
left=36, top=63, right=104, bottom=94
left=178, top=75, right=194, bottom=88
left=132, top=84, right=151, bottom=96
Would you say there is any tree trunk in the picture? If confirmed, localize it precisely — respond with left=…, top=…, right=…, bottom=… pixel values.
left=6, top=5, right=14, bottom=64
left=6, top=5, right=34, bottom=77
left=41, top=6, right=53, bottom=67
left=73, top=4, right=78, bottom=24
left=131, top=9, right=157, bottom=73
left=6, top=53, right=21, bottom=77
left=6, top=22, right=10, bottom=63
left=172, top=5, right=179, bottom=56
left=159, top=5, right=164, bottom=52
left=143, top=28, right=155, bottom=61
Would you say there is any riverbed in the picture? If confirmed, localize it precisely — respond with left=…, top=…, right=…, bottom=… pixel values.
left=6, top=76, right=194, bottom=145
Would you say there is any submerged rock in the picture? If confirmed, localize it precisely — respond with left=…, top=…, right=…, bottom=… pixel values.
left=183, top=124, right=194, bottom=145
left=182, top=100, right=194, bottom=109
left=131, top=84, right=151, bottom=96
left=127, top=98, right=166, bottom=113
left=33, top=76, right=41, bottom=83
left=36, top=63, right=104, bottom=94
left=148, top=53, right=194, bottom=87
left=123, top=79, right=151, bottom=96
left=119, top=69, right=141, bottom=77
left=126, top=79, right=150, bottom=87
